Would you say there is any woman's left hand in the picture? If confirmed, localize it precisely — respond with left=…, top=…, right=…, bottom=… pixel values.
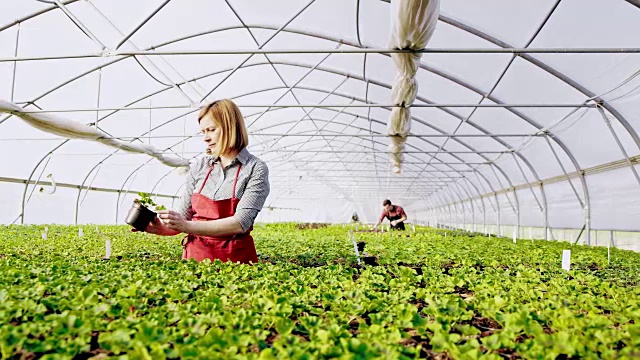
left=157, top=210, right=190, bottom=233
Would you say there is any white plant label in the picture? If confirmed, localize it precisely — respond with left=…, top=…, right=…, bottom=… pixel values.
left=78, top=228, right=83, bottom=237
left=105, top=239, right=111, bottom=259
left=350, top=233, right=361, bottom=265
left=562, top=250, right=571, bottom=271
left=41, top=232, right=47, bottom=240
left=513, top=230, right=517, bottom=243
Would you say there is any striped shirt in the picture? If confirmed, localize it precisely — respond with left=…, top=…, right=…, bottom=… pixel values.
left=176, top=147, right=270, bottom=232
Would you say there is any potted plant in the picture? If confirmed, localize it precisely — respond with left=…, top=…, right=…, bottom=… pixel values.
left=125, top=192, right=166, bottom=231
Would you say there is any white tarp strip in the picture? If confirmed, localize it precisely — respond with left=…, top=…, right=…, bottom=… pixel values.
left=0, top=99, right=190, bottom=169
left=388, top=0, right=439, bottom=173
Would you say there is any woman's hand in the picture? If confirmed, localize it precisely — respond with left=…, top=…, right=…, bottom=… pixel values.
left=130, top=216, right=180, bottom=236
left=390, top=220, right=398, bottom=227
left=158, top=210, right=191, bottom=233
left=146, top=217, right=171, bottom=235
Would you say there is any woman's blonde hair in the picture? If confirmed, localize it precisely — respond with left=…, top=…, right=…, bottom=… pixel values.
left=198, top=99, right=249, bottom=155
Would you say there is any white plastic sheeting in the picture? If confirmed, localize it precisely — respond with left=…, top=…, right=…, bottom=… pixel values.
left=387, top=0, right=439, bottom=173
left=0, top=0, right=640, bottom=252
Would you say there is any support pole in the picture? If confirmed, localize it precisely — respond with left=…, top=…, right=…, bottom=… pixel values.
left=495, top=193, right=501, bottom=237
left=596, top=105, right=640, bottom=188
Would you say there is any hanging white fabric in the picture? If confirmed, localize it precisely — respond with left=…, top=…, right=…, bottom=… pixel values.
left=388, top=0, right=439, bottom=174
left=0, top=99, right=190, bottom=169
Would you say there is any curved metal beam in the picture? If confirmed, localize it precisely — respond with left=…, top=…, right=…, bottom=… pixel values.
left=59, top=69, right=508, bottom=217
left=140, top=25, right=562, bottom=228
left=6, top=26, right=596, bottom=225
left=49, top=83, right=504, bottom=223
left=626, top=0, right=640, bottom=8
left=2, top=25, right=554, bottom=184
left=106, top=105, right=494, bottom=222
left=18, top=66, right=507, bottom=223
left=3, top=5, right=618, bottom=231
left=0, top=0, right=81, bottom=33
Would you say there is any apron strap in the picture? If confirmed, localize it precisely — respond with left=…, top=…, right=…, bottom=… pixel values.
left=232, top=164, right=242, bottom=200
left=198, top=163, right=215, bottom=194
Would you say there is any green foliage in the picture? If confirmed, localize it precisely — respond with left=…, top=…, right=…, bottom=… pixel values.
left=0, top=224, right=639, bottom=359
left=135, top=192, right=166, bottom=211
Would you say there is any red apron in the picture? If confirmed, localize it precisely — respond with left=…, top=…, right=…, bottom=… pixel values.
left=182, top=163, right=258, bottom=264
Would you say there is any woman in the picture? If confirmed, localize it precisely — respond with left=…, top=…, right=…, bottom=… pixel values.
left=142, top=99, right=270, bottom=264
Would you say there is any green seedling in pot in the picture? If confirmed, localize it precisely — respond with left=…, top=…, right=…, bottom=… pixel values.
left=126, top=192, right=166, bottom=231
left=134, top=192, right=166, bottom=211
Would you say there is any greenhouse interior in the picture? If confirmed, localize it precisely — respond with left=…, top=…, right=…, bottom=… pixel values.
left=1, top=0, right=640, bottom=358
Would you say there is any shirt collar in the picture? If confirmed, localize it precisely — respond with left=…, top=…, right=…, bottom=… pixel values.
left=209, top=147, right=250, bottom=166
left=236, top=147, right=250, bottom=164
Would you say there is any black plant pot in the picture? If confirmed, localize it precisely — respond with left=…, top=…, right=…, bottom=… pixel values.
left=363, top=256, right=379, bottom=266
left=357, top=241, right=366, bottom=253
left=125, top=202, right=157, bottom=231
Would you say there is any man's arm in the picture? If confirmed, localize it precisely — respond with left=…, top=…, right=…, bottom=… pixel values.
left=372, top=211, right=386, bottom=230
left=390, top=207, right=408, bottom=226
left=391, top=215, right=407, bottom=226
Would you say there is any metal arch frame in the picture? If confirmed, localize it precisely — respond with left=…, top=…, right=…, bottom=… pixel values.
left=104, top=120, right=454, bottom=222
left=465, top=175, right=487, bottom=232
left=262, top=142, right=473, bottom=212
left=451, top=180, right=477, bottom=229
left=0, top=23, right=577, bottom=181
left=2, top=8, right=636, bottom=160
left=237, top=72, right=535, bottom=194
left=142, top=22, right=615, bottom=236
left=435, top=13, right=640, bottom=244
left=14, top=61, right=530, bottom=225
left=239, top=92, right=499, bottom=205
left=0, top=0, right=81, bottom=33
left=139, top=25, right=558, bottom=232
left=407, top=0, right=563, bottom=233
left=110, top=113, right=483, bottom=216
left=28, top=86, right=510, bottom=224
left=58, top=73, right=511, bottom=224
left=250, top=78, right=364, bottom=185
left=103, top=107, right=489, bottom=224
left=0, top=9, right=616, bottom=236
left=626, top=0, right=640, bottom=8
left=219, top=0, right=348, bottom=183
left=5, top=16, right=637, bottom=232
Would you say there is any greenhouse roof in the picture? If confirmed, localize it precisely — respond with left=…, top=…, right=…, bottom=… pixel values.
left=1, top=0, right=640, bottom=243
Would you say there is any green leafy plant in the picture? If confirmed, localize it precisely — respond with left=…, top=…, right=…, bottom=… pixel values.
left=134, top=192, right=166, bottom=211
left=0, top=224, right=638, bottom=358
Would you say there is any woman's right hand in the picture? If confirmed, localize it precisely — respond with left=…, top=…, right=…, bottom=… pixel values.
left=144, top=217, right=167, bottom=235
left=130, top=217, right=177, bottom=236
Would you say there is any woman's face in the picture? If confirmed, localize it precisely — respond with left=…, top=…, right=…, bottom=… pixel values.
left=199, top=115, right=221, bottom=156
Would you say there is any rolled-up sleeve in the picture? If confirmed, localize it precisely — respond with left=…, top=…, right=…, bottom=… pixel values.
left=175, top=160, right=202, bottom=221
left=234, top=161, right=270, bottom=231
